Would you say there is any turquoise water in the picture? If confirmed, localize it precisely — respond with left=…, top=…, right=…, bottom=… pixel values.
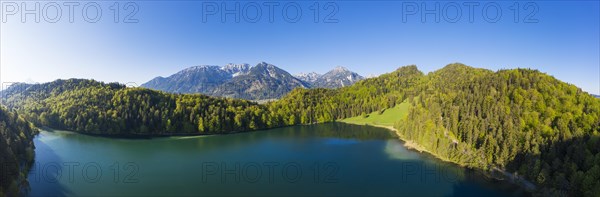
left=27, top=123, right=527, bottom=196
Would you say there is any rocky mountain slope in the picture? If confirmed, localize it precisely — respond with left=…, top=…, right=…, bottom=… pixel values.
left=211, top=62, right=310, bottom=100
left=310, top=66, right=364, bottom=88
left=141, top=64, right=251, bottom=94
left=141, top=62, right=364, bottom=100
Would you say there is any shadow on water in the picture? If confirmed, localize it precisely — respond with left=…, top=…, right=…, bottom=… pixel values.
left=27, top=134, right=72, bottom=197
left=381, top=133, right=530, bottom=196
left=450, top=168, right=532, bottom=197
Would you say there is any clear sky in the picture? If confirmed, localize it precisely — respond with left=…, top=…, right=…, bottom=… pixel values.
left=1, top=1, right=599, bottom=94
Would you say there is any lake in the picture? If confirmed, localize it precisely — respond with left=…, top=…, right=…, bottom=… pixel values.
left=27, top=123, right=528, bottom=196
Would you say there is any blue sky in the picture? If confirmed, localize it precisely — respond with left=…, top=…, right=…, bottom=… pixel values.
left=1, top=1, right=599, bottom=94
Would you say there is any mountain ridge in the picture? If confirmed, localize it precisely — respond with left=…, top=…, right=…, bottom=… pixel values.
left=311, top=66, right=364, bottom=88
left=141, top=62, right=364, bottom=100
left=210, top=62, right=310, bottom=100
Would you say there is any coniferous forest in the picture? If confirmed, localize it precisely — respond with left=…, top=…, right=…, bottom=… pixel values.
left=1, top=63, right=599, bottom=196
left=0, top=108, right=37, bottom=196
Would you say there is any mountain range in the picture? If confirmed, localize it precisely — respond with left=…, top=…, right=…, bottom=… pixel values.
left=141, top=62, right=363, bottom=100
left=295, top=66, right=365, bottom=89
left=2, top=63, right=600, bottom=196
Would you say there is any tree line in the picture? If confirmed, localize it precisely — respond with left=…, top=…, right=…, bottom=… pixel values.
left=3, top=64, right=600, bottom=195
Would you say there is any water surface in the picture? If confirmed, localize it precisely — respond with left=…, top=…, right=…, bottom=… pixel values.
left=28, top=123, right=527, bottom=196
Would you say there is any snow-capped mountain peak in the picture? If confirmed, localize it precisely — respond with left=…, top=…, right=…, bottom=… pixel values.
left=312, top=66, right=364, bottom=88
left=294, top=72, right=321, bottom=83
left=141, top=62, right=364, bottom=100
left=221, top=63, right=251, bottom=77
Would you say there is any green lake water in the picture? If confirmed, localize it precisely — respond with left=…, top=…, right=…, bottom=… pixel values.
left=27, top=123, right=527, bottom=196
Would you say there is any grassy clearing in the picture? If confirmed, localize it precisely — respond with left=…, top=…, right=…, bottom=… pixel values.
left=339, top=101, right=457, bottom=165
left=339, top=101, right=409, bottom=126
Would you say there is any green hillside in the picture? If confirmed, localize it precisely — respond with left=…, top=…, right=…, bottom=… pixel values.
left=0, top=107, right=37, bottom=196
left=340, top=100, right=410, bottom=127
left=3, top=63, right=600, bottom=196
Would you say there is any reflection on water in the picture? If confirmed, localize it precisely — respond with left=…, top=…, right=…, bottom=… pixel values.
left=28, top=123, right=527, bottom=196
left=384, top=140, right=421, bottom=161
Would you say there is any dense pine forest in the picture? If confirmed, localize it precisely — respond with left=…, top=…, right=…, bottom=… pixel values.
left=3, top=79, right=277, bottom=135
left=0, top=107, right=37, bottom=196
left=275, top=64, right=600, bottom=196
left=1, top=63, right=599, bottom=196
left=395, top=65, right=600, bottom=196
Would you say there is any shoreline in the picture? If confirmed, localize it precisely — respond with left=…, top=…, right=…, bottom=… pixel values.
left=36, top=121, right=536, bottom=193
left=36, top=125, right=290, bottom=139
left=337, top=121, right=459, bottom=165
left=338, top=120, right=537, bottom=193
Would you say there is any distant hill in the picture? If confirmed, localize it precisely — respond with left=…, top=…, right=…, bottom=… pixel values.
left=141, top=62, right=363, bottom=100
left=0, top=82, right=33, bottom=102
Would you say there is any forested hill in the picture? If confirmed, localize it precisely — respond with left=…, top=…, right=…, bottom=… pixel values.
left=396, top=64, right=600, bottom=196
left=2, top=64, right=600, bottom=195
left=0, top=107, right=37, bottom=196
left=1, top=65, right=423, bottom=136
left=1, top=65, right=422, bottom=136
left=271, top=64, right=600, bottom=196
left=2, top=79, right=282, bottom=135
